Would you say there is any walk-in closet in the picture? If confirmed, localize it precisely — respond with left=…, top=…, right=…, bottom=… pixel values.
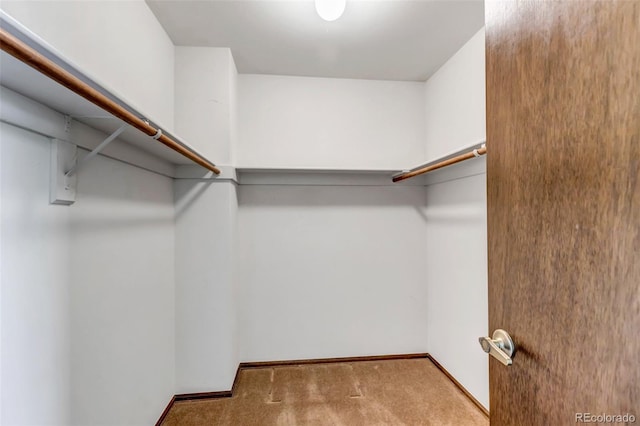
left=1, top=1, right=638, bottom=425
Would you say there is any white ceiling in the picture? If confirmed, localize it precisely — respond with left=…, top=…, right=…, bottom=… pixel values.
left=146, top=0, right=484, bottom=82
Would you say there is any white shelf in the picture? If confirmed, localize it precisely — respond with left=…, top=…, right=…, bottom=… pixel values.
left=237, top=167, right=405, bottom=186
left=174, top=165, right=428, bottom=186
left=0, top=11, right=214, bottom=172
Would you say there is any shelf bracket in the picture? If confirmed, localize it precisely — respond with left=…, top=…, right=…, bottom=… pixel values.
left=64, top=115, right=72, bottom=133
left=50, top=124, right=126, bottom=205
left=64, top=124, right=127, bottom=178
left=50, top=139, right=77, bottom=205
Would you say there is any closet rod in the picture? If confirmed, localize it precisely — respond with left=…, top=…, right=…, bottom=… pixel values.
left=392, top=144, right=486, bottom=183
left=0, top=28, right=221, bottom=175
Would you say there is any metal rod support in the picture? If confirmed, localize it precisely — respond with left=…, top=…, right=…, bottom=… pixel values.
left=65, top=124, right=127, bottom=177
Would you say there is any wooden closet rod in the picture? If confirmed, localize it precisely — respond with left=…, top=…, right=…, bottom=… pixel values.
left=392, top=145, right=487, bottom=183
left=0, top=28, right=221, bottom=175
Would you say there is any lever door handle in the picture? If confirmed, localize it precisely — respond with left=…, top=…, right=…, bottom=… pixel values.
left=479, top=329, right=514, bottom=366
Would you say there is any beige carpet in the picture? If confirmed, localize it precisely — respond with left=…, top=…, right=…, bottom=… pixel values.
left=161, top=358, right=488, bottom=426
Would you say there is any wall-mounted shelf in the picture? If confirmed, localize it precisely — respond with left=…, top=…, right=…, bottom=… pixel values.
left=237, top=167, right=412, bottom=186
left=175, top=165, right=429, bottom=186
left=0, top=11, right=219, bottom=174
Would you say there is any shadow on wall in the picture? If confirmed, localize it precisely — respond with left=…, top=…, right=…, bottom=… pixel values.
left=73, top=148, right=174, bottom=205
left=174, top=179, right=214, bottom=218
left=69, top=215, right=174, bottom=233
left=238, top=184, right=427, bottom=208
left=68, top=151, right=175, bottom=232
left=422, top=171, right=487, bottom=224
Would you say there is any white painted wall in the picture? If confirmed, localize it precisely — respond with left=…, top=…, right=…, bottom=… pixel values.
left=173, top=47, right=239, bottom=393
left=1, top=111, right=175, bottom=425
left=174, top=47, right=238, bottom=165
left=228, top=52, right=239, bottom=165
left=1, top=123, right=71, bottom=426
left=69, top=150, right=175, bottom=426
left=423, top=28, right=489, bottom=409
left=237, top=185, right=428, bottom=361
left=424, top=28, right=486, bottom=159
left=174, top=181, right=238, bottom=393
left=0, top=0, right=176, bottom=129
left=238, top=74, right=425, bottom=169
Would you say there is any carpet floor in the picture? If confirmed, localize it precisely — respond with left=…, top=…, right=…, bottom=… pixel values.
left=161, top=358, right=488, bottom=425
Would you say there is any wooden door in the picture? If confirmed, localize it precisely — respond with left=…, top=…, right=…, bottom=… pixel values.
left=485, top=1, right=640, bottom=424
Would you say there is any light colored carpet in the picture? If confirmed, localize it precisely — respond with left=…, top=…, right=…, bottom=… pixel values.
left=162, top=358, right=488, bottom=426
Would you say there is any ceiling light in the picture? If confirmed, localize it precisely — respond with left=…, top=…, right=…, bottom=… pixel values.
left=315, top=0, right=346, bottom=22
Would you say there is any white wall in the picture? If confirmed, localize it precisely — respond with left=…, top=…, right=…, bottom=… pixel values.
left=228, top=52, right=238, bottom=165
left=174, top=47, right=237, bottom=165
left=1, top=123, right=71, bottom=426
left=0, top=7, right=178, bottom=412
left=174, top=181, right=238, bottom=393
left=423, top=28, right=489, bottom=409
left=424, top=28, right=486, bottom=159
left=237, top=185, right=428, bottom=362
left=173, top=48, right=239, bottom=393
left=0, top=0, right=176, bottom=129
left=238, top=74, right=425, bottom=169
left=69, top=150, right=175, bottom=426
left=1, top=115, right=175, bottom=425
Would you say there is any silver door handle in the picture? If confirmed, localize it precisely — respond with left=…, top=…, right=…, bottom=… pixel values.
left=479, top=329, right=514, bottom=366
